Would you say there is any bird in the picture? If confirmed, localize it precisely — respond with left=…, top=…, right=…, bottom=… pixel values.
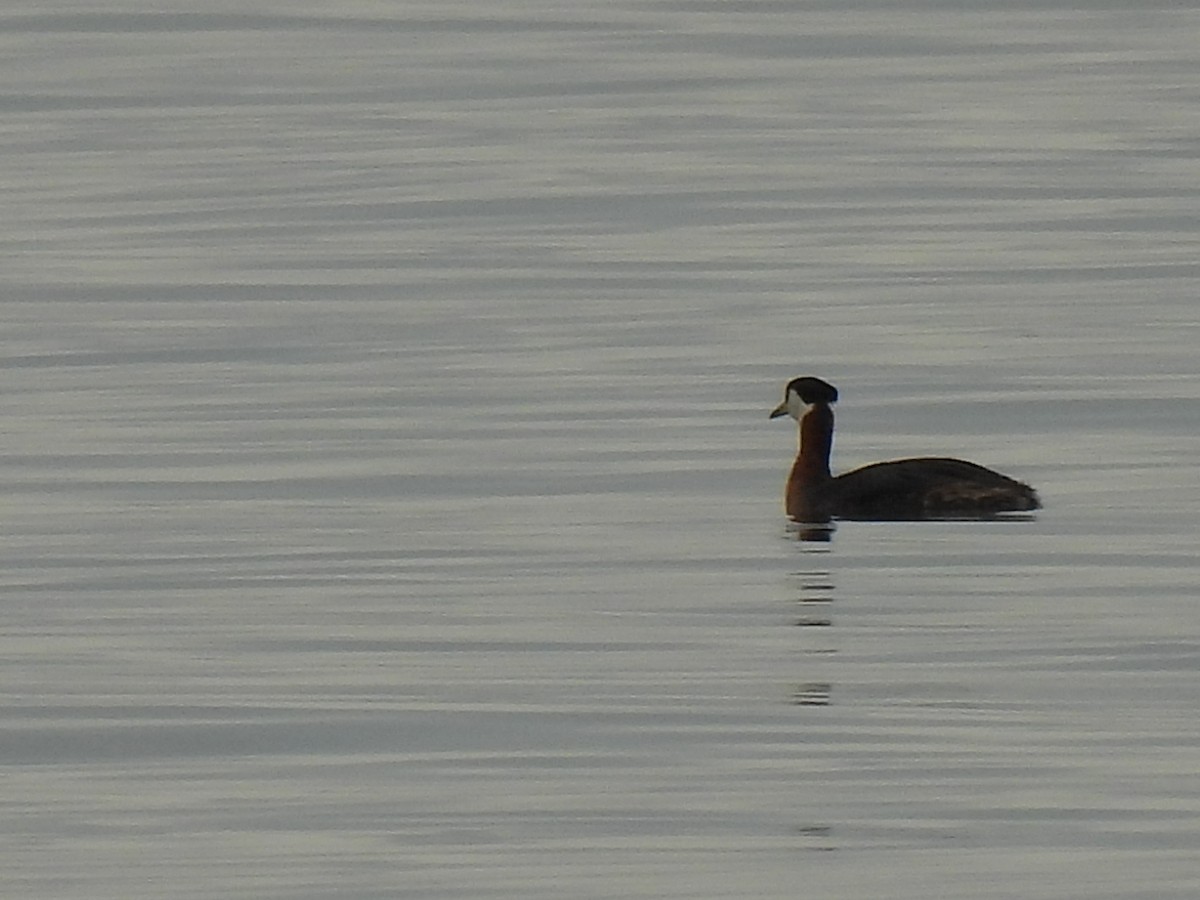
left=770, top=376, right=1040, bottom=521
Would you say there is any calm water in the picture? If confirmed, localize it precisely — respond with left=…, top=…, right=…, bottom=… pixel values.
left=3, top=3, right=1200, bottom=898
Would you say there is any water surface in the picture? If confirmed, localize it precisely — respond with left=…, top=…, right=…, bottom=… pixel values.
left=3, top=2, right=1199, bottom=898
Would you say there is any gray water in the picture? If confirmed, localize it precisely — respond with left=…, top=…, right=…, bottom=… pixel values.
left=3, top=3, right=1200, bottom=898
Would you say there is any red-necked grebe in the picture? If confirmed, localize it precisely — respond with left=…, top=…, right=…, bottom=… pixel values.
left=770, top=376, right=1040, bottom=520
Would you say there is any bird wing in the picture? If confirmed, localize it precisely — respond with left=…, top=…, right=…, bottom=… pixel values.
left=831, top=457, right=1038, bottom=513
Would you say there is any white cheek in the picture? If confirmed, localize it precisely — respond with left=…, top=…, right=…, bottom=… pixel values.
left=787, top=390, right=806, bottom=420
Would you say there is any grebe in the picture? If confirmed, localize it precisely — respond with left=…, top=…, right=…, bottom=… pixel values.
left=770, top=376, right=1040, bottom=521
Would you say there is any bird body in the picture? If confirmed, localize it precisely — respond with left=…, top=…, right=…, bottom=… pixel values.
left=771, top=377, right=1039, bottom=521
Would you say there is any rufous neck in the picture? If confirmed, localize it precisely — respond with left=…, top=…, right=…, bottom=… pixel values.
left=796, top=403, right=833, bottom=481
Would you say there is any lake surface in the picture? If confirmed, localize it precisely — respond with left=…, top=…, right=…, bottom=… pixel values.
left=3, top=2, right=1199, bottom=898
